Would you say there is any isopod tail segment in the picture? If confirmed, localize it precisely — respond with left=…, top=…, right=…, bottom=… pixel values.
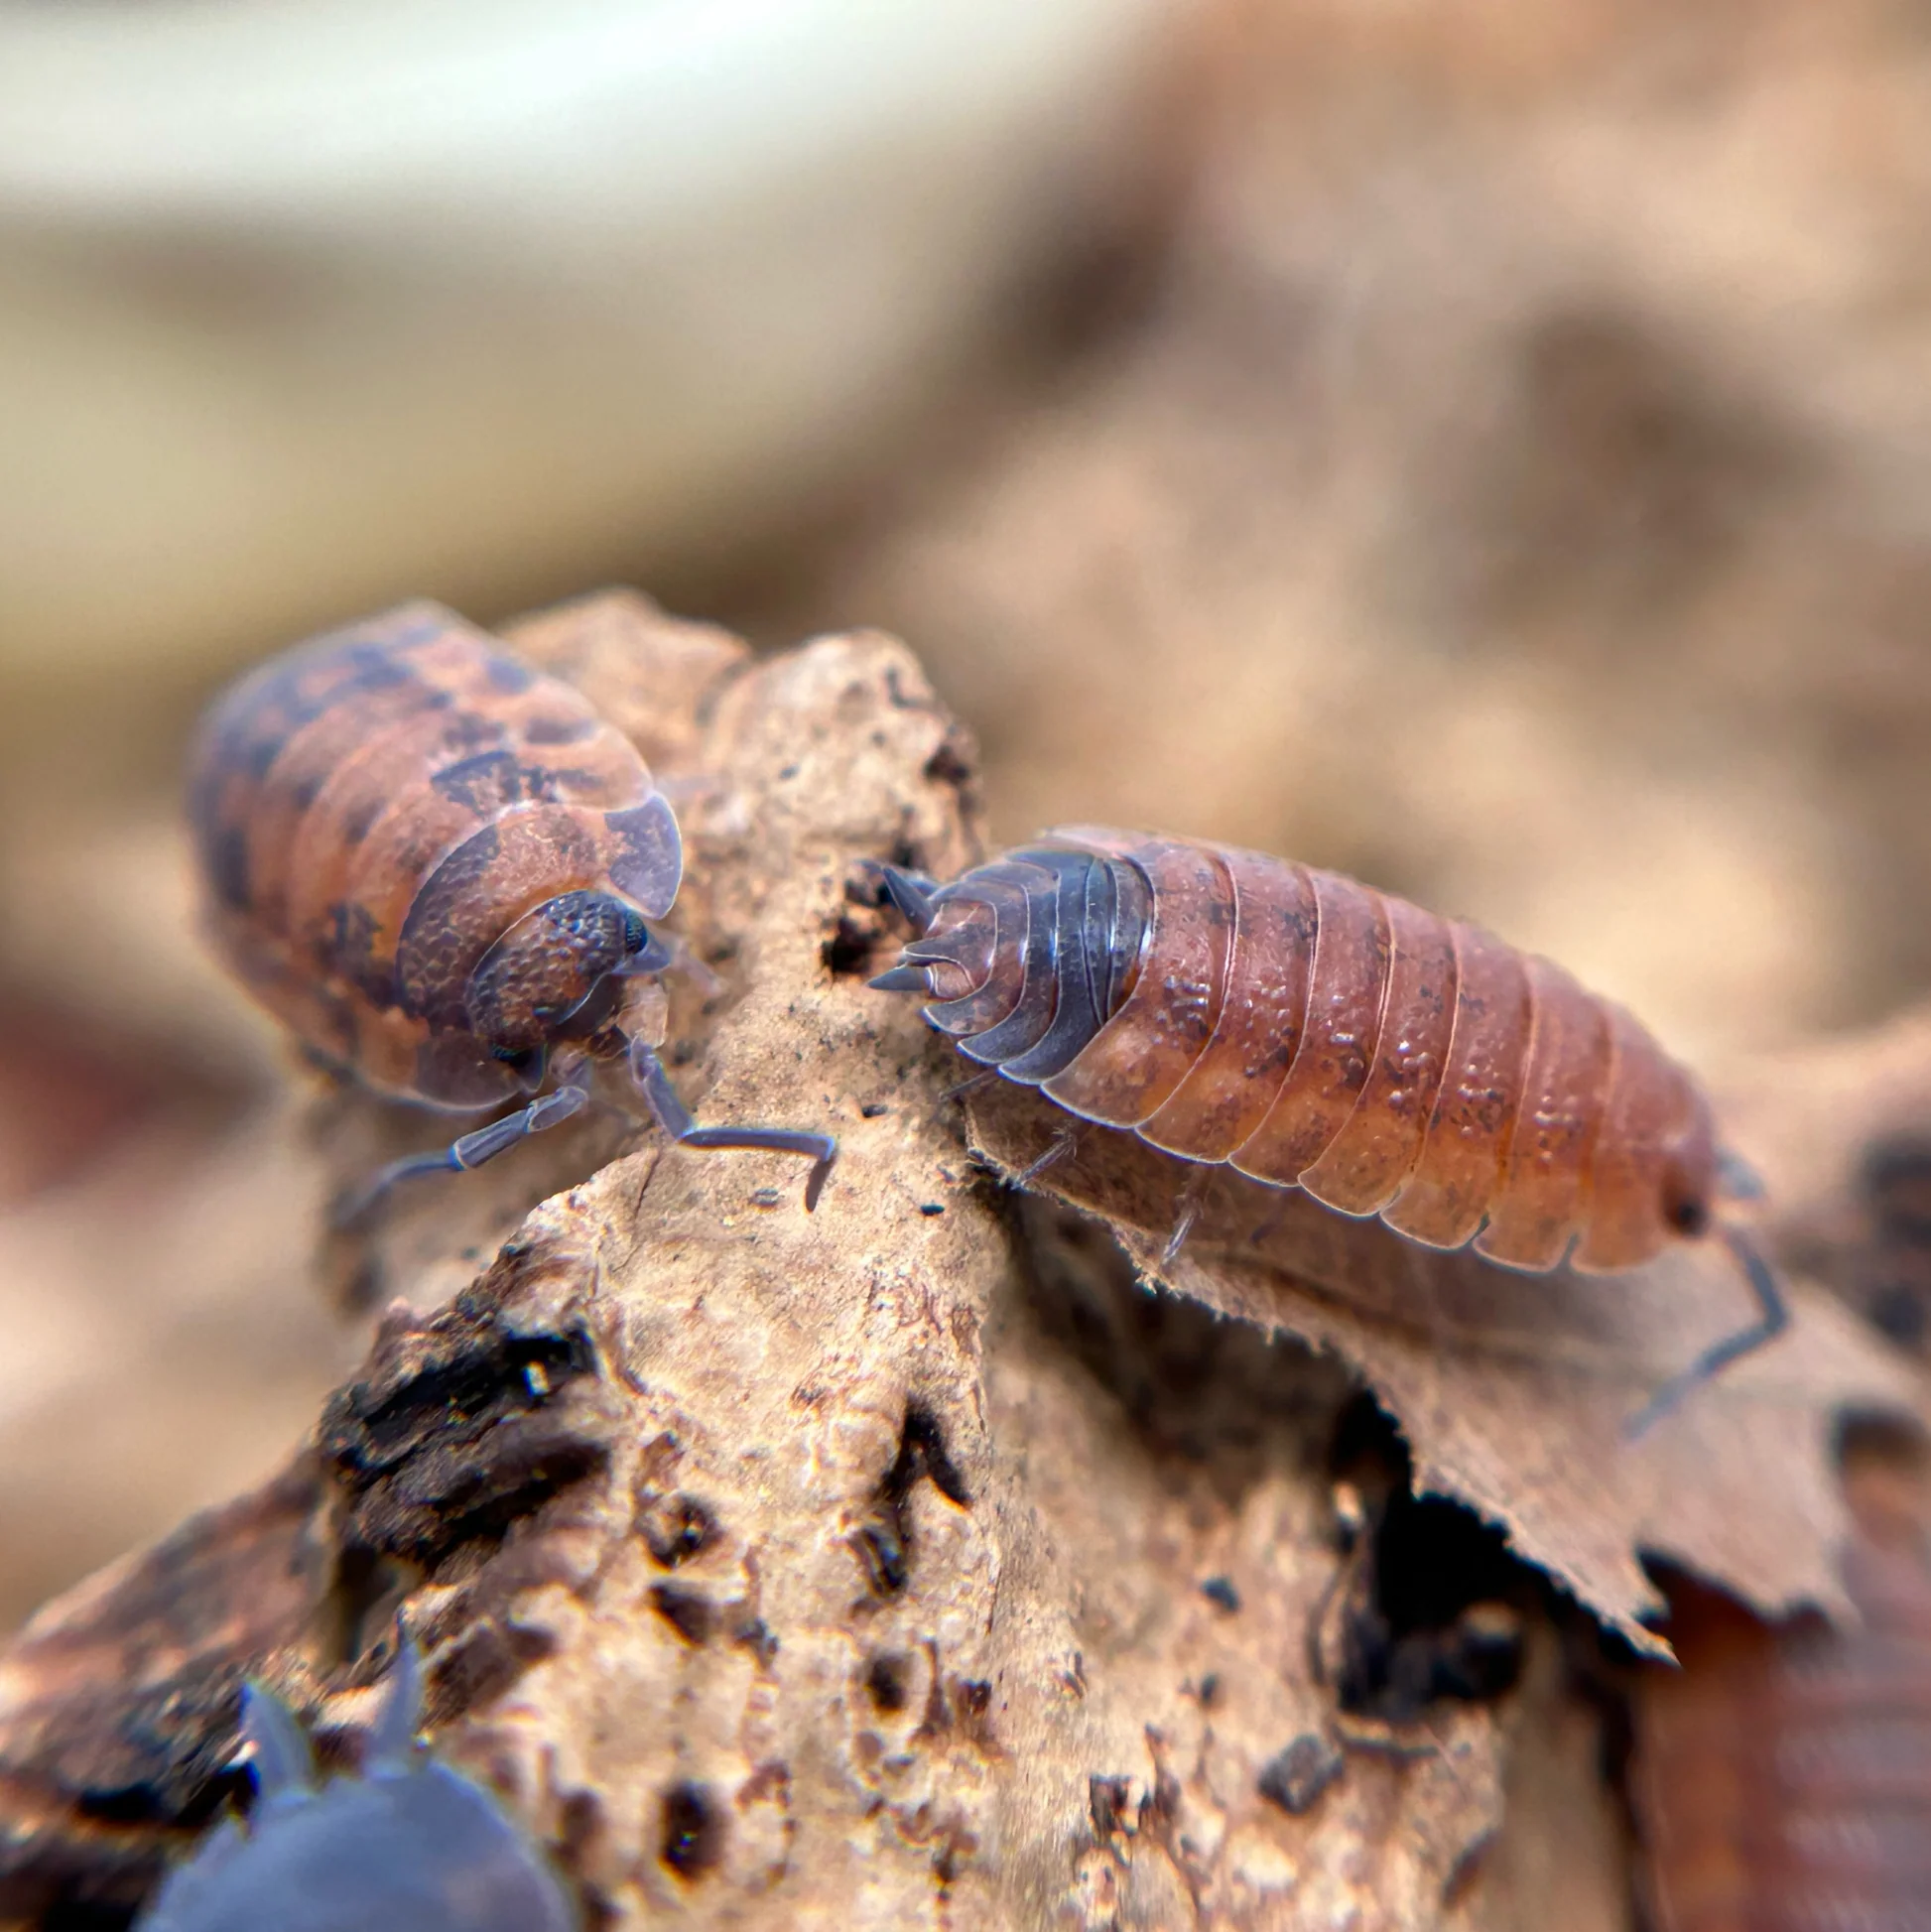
left=867, top=836, right=1791, bottom=1436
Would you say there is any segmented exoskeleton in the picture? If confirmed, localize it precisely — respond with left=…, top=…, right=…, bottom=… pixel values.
left=134, top=1641, right=576, bottom=1930
left=189, top=601, right=834, bottom=1218
left=870, top=827, right=1783, bottom=1426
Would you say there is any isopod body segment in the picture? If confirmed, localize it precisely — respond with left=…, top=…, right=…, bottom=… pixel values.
left=188, top=601, right=834, bottom=1214
left=1632, top=1439, right=1931, bottom=1930
left=871, top=827, right=1784, bottom=1418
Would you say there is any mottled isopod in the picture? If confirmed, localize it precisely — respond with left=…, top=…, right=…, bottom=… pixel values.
left=870, top=827, right=1784, bottom=1425
left=134, top=1641, right=576, bottom=1931
left=188, top=602, right=835, bottom=1218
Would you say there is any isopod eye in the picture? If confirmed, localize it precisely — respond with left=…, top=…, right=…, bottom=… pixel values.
left=1661, top=1166, right=1712, bottom=1237
left=617, top=909, right=674, bottom=975
left=467, top=890, right=640, bottom=1057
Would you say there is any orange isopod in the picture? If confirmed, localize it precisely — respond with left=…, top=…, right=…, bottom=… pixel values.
left=870, top=827, right=1781, bottom=1424
left=189, top=601, right=834, bottom=1218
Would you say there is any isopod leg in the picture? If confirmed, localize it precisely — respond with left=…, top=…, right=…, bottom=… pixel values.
left=627, top=1039, right=837, bottom=1210
left=941, top=1067, right=1000, bottom=1105
left=329, top=1067, right=593, bottom=1227
left=1622, top=1224, right=1791, bottom=1438
left=1161, top=1166, right=1213, bottom=1268
left=1014, top=1124, right=1082, bottom=1189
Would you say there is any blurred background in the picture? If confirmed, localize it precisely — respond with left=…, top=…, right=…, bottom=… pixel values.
left=2, top=0, right=1930, bottom=1630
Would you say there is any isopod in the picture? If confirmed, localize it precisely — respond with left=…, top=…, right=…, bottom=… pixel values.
left=870, top=826, right=1783, bottom=1426
left=135, top=1640, right=576, bottom=1930
left=188, top=601, right=835, bottom=1218
left=1631, top=1428, right=1931, bottom=1930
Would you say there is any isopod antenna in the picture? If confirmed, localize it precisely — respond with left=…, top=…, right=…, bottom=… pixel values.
left=1622, top=1224, right=1790, bottom=1439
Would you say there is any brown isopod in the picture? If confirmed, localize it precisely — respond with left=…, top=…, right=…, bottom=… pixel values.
left=869, top=827, right=1783, bottom=1427
left=1631, top=1426, right=1931, bottom=1930
left=188, top=601, right=835, bottom=1220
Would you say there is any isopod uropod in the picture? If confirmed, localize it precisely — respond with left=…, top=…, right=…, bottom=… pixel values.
left=870, top=826, right=1784, bottom=1426
left=188, top=601, right=835, bottom=1218
left=135, top=1641, right=576, bottom=1931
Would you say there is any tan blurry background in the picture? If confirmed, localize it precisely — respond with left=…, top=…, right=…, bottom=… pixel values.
left=2, top=0, right=1930, bottom=1628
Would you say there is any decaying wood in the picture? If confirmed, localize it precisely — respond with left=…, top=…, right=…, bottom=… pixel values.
left=0, top=591, right=1925, bottom=1929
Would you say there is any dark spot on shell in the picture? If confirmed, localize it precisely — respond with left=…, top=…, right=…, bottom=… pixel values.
left=658, top=1783, right=721, bottom=1880
left=522, top=712, right=599, bottom=746
left=434, top=1620, right=562, bottom=1720
left=439, top=708, right=506, bottom=756
left=893, top=1407, right=969, bottom=1508
left=484, top=653, right=536, bottom=694
left=243, top=732, right=283, bottom=781
left=430, top=748, right=528, bottom=815
left=558, top=1787, right=606, bottom=1869
left=325, top=900, right=394, bottom=1009
left=919, top=1203, right=946, bottom=1218
left=341, top=791, right=386, bottom=846
left=209, top=827, right=250, bottom=913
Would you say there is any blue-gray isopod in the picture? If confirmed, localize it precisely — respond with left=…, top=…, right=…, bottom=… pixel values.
left=134, top=1643, right=576, bottom=1932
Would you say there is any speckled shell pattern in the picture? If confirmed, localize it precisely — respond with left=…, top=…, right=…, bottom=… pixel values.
left=900, top=827, right=1717, bottom=1274
left=188, top=602, right=681, bottom=1111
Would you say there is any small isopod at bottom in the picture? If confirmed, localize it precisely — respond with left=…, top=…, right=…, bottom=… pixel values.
left=870, top=826, right=1784, bottom=1427
left=135, top=1642, right=576, bottom=1931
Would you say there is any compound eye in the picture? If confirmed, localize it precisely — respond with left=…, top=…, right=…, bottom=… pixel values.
left=467, top=891, right=634, bottom=1055
left=1661, top=1166, right=1712, bottom=1237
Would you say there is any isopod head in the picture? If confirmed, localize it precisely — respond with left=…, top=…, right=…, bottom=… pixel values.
left=134, top=1643, right=577, bottom=1932
left=464, top=889, right=666, bottom=1069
